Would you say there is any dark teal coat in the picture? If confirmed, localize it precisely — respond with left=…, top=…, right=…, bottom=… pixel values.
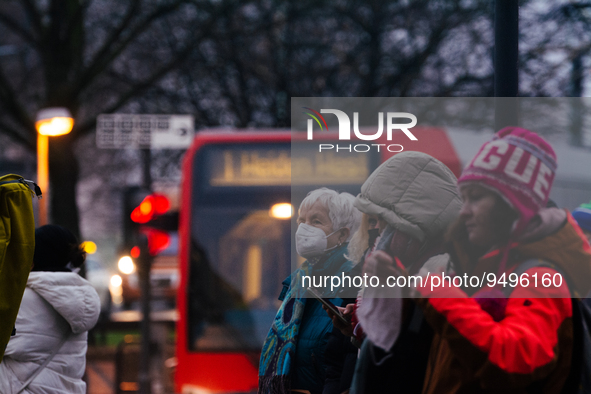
left=276, top=245, right=354, bottom=394
left=280, top=284, right=337, bottom=393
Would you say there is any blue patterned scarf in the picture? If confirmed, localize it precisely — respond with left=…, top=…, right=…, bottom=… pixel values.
left=258, top=244, right=353, bottom=394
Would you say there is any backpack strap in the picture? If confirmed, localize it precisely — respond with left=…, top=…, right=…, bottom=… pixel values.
left=16, top=331, right=71, bottom=393
left=0, top=178, right=42, bottom=199
left=502, top=258, right=569, bottom=298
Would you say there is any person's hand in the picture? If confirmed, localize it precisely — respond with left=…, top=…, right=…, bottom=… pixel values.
left=410, top=258, right=450, bottom=298
left=323, top=303, right=355, bottom=337
left=363, top=250, right=405, bottom=278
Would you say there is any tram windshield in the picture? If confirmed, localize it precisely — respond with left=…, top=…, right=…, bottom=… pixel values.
left=185, top=140, right=377, bottom=352
left=187, top=144, right=292, bottom=352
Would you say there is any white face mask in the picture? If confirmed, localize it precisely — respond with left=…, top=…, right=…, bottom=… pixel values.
left=295, top=223, right=341, bottom=259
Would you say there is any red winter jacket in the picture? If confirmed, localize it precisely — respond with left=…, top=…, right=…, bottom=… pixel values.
left=416, top=209, right=591, bottom=393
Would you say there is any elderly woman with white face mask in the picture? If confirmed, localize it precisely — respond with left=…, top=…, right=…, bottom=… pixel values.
left=259, top=188, right=361, bottom=394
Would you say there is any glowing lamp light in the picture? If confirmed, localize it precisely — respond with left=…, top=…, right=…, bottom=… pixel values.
left=35, top=108, right=74, bottom=136
left=110, top=274, right=123, bottom=287
left=36, top=107, right=74, bottom=225
left=270, top=203, right=293, bottom=219
left=82, top=241, right=97, bottom=254
left=118, top=255, right=136, bottom=274
left=131, top=193, right=170, bottom=223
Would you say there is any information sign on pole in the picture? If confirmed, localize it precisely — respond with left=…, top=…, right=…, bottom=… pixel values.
left=96, top=114, right=194, bottom=149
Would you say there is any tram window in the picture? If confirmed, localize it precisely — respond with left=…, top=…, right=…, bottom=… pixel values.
left=187, top=207, right=291, bottom=352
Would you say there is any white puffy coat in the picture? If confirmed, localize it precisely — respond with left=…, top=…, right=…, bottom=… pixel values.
left=0, top=271, right=101, bottom=393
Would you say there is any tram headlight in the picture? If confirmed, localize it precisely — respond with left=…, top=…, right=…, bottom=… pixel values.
left=109, top=274, right=123, bottom=303
left=269, top=203, right=293, bottom=219
left=118, top=256, right=136, bottom=274
left=110, top=274, right=123, bottom=288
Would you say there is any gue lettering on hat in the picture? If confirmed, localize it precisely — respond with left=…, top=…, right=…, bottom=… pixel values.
left=471, top=138, right=555, bottom=203
left=458, top=126, right=557, bottom=237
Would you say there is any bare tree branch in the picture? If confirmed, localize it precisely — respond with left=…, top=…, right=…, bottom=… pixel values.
left=21, top=0, right=44, bottom=37
left=0, top=119, right=34, bottom=149
left=0, top=65, right=35, bottom=134
left=0, top=11, right=38, bottom=46
left=76, top=33, right=216, bottom=134
left=71, top=0, right=189, bottom=98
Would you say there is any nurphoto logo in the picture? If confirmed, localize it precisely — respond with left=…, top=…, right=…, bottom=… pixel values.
left=303, top=108, right=418, bottom=153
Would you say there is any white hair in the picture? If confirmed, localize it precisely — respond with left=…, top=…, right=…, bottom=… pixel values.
left=299, top=187, right=361, bottom=241
left=346, top=213, right=372, bottom=264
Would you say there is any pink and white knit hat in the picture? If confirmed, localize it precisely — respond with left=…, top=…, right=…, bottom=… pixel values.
left=457, top=126, right=557, bottom=238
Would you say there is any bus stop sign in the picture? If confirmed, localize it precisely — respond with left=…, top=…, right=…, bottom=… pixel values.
left=96, top=114, right=194, bottom=149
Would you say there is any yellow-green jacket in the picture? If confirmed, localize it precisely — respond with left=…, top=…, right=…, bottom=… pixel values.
left=0, top=174, right=36, bottom=361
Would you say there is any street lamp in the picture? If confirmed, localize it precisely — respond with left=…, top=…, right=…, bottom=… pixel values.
left=36, top=107, right=74, bottom=225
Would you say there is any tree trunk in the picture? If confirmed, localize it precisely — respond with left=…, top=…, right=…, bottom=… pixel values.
left=48, top=134, right=81, bottom=239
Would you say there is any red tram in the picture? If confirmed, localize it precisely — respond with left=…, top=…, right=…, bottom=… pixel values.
left=175, top=128, right=461, bottom=393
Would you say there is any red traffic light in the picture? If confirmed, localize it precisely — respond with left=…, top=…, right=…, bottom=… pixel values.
left=130, top=229, right=170, bottom=257
left=143, top=228, right=170, bottom=256
left=130, top=246, right=141, bottom=259
left=130, top=193, right=170, bottom=224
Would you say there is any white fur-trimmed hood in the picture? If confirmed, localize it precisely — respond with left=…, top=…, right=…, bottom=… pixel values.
left=26, top=271, right=101, bottom=334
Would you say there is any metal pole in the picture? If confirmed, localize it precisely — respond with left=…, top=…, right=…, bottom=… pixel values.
left=138, top=148, right=152, bottom=394
left=141, top=148, right=152, bottom=190
left=37, top=133, right=49, bottom=225
left=138, top=235, right=153, bottom=394
left=570, top=54, right=583, bottom=146
left=494, top=0, right=519, bottom=130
